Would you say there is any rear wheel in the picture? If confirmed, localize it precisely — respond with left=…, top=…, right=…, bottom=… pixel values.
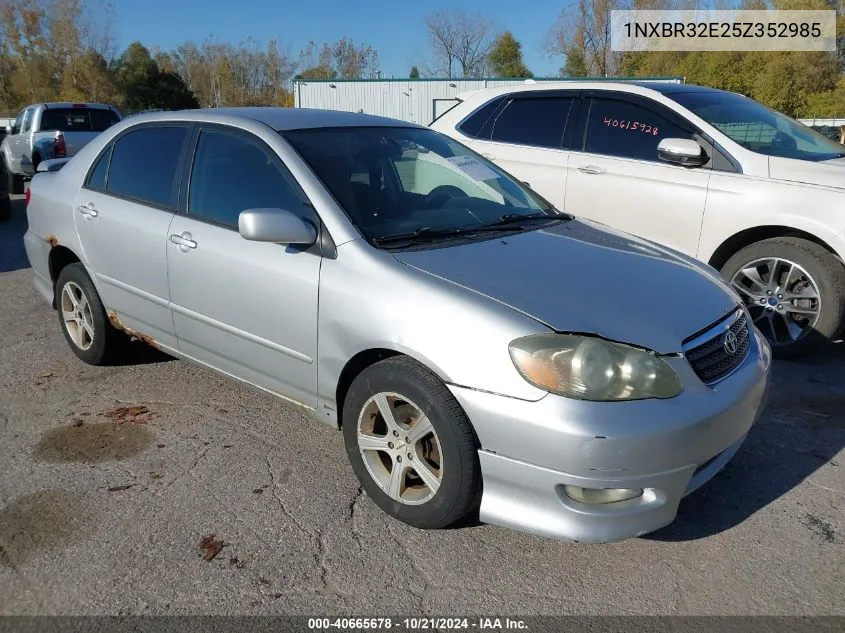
left=342, top=356, right=481, bottom=529
left=722, top=237, right=845, bottom=358
left=55, top=263, right=127, bottom=365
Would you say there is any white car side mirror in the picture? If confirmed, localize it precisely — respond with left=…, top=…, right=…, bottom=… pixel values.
left=657, top=138, right=708, bottom=167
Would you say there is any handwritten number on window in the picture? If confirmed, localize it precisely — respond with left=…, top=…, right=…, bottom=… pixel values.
left=603, top=116, right=659, bottom=136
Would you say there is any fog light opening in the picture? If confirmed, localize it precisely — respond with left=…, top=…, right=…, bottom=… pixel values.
left=564, top=486, right=644, bottom=504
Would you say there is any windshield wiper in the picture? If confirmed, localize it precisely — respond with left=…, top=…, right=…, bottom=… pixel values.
left=371, top=213, right=570, bottom=248
left=477, top=212, right=571, bottom=228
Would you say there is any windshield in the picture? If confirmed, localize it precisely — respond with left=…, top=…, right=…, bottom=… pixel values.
left=282, top=126, right=554, bottom=244
left=669, top=91, right=845, bottom=162
left=40, top=108, right=119, bottom=133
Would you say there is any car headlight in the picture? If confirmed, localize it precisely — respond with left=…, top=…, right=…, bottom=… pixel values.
left=508, top=334, right=682, bottom=401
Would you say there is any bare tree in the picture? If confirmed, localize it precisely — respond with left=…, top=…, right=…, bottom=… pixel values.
left=426, top=9, right=495, bottom=78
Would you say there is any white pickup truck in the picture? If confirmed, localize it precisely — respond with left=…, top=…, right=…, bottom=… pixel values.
left=1, top=102, right=121, bottom=194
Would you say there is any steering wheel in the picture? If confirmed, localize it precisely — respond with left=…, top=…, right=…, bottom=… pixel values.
left=424, top=185, right=466, bottom=208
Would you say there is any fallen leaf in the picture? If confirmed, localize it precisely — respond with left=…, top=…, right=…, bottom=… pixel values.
left=108, top=484, right=134, bottom=492
left=200, top=534, right=224, bottom=561
left=252, top=488, right=264, bottom=495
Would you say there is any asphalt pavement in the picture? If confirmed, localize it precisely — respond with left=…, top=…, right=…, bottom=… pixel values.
left=0, top=194, right=843, bottom=616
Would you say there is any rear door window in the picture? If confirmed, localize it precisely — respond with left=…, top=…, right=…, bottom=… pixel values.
left=490, top=97, right=574, bottom=149
left=583, top=97, right=692, bottom=162
left=21, top=109, right=34, bottom=133
left=106, top=126, right=189, bottom=208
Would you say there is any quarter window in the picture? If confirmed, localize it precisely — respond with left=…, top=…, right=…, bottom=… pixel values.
left=188, top=128, right=303, bottom=228
left=86, top=146, right=112, bottom=190
left=583, top=98, right=692, bottom=162
left=490, top=97, right=573, bottom=149
left=106, top=126, right=188, bottom=208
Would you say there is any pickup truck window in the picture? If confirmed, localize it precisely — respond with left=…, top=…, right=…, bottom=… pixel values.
left=41, top=108, right=119, bottom=133
left=21, top=109, right=34, bottom=133
left=11, top=111, right=24, bottom=135
left=107, top=126, right=189, bottom=209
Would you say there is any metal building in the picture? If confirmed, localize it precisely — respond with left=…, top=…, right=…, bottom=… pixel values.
left=293, top=77, right=684, bottom=126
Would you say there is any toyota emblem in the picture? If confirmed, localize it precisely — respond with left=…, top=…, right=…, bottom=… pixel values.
left=723, top=331, right=738, bottom=355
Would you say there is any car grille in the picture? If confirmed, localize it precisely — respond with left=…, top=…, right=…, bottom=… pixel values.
left=684, top=310, right=751, bottom=385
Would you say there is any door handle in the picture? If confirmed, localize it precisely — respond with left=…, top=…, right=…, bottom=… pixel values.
left=577, top=165, right=606, bottom=175
left=77, top=203, right=98, bottom=217
left=169, top=232, right=197, bottom=250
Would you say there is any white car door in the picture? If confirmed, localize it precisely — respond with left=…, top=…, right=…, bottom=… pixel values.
left=459, top=92, right=577, bottom=209
left=166, top=125, right=320, bottom=408
left=564, top=93, right=711, bottom=256
left=73, top=123, right=190, bottom=350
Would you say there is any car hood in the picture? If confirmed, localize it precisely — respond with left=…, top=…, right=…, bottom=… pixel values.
left=392, top=219, right=740, bottom=354
left=769, top=155, right=845, bottom=189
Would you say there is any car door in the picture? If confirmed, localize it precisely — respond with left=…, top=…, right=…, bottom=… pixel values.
left=6, top=109, right=32, bottom=173
left=461, top=93, right=576, bottom=209
left=166, top=125, right=321, bottom=408
left=73, top=123, right=192, bottom=350
left=564, top=93, right=711, bottom=256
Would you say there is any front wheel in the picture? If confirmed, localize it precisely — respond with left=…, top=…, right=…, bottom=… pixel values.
left=722, top=237, right=845, bottom=358
left=342, top=356, right=481, bottom=529
left=4, top=161, right=24, bottom=195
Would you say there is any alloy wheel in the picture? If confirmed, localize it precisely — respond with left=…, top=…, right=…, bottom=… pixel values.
left=356, top=392, right=443, bottom=505
left=730, top=257, right=821, bottom=346
left=60, top=281, right=95, bottom=351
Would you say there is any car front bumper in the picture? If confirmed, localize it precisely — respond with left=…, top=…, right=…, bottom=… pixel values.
left=448, top=329, right=771, bottom=543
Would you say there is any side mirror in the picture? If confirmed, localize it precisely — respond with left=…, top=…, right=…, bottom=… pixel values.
left=657, top=138, right=708, bottom=167
left=4, top=124, right=11, bottom=135
left=238, top=208, right=317, bottom=245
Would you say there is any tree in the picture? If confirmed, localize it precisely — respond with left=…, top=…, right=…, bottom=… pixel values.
left=488, top=31, right=532, bottom=78
left=546, top=0, right=618, bottom=76
left=296, top=38, right=378, bottom=80
left=116, top=41, right=198, bottom=111
left=425, top=9, right=495, bottom=78
left=409, top=65, right=420, bottom=79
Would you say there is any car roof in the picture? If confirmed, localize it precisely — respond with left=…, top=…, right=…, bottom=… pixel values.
left=125, top=107, right=420, bottom=131
left=454, top=81, right=729, bottom=102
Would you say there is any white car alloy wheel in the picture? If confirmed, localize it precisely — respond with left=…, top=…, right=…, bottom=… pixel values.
left=60, top=281, right=95, bottom=351
left=730, top=257, right=821, bottom=346
left=356, top=392, right=443, bottom=505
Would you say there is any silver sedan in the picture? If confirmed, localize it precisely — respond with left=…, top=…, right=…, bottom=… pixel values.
left=23, top=108, right=771, bottom=542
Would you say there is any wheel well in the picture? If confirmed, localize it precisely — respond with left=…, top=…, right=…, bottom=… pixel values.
left=335, top=348, right=401, bottom=427
left=708, top=226, right=841, bottom=271
left=48, top=245, right=80, bottom=307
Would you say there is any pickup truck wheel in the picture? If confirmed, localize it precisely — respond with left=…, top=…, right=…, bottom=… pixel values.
left=5, top=162, right=24, bottom=195
left=722, top=237, right=845, bottom=358
left=342, top=356, right=481, bottom=529
left=56, top=263, right=126, bottom=365
left=0, top=195, right=10, bottom=222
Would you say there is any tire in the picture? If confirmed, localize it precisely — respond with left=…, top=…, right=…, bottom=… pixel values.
left=55, top=263, right=127, bottom=365
left=342, top=356, right=481, bottom=529
left=31, top=152, right=41, bottom=174
left=721, top=237, right=845, bottom=358
left=0, top=195, right=9, bottom=222
left=5, top=161, right=24, bottom=195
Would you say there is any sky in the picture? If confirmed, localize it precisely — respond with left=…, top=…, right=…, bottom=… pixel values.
left=113, top=0, right=566, bottom=78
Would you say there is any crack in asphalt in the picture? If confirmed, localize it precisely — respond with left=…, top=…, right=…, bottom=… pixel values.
left=264, top=448, right=311, bottom=539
